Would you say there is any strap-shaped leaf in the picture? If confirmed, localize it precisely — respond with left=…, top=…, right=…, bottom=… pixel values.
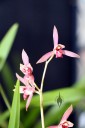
left=0, top=23, right=19, bottom=71
left=21, top=86, right=85, bottom=108
left=8, top=80, right=20, bottom=128
left=0, top=85, right=10, bottom=110
left=1, top=62, right=15, bottom=98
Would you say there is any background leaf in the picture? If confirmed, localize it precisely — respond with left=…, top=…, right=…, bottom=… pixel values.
left=0, top=23, right=19, bottom=71
left=0, top=85, right=10, bottom=110
left=20, top=86, right=85, bottom=108
left=1, top=62, right=15, bottom=98
left=0, top=110, right=9, bottom=126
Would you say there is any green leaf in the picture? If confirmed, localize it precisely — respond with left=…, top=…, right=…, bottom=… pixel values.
left=21, top=86, right=85, bottom=108
left=0, top=85, right=10, bottom=110
left=8, top=80, right=20, bottom=128
left=0, top=111, right=9, bottom=126
left=73, top=77, right=85, bottom=88
left=1, top=62, right=15, bottom=98
left=23, top=108, right=40, bottom=128
left=0, top=23, right=19, bottom=71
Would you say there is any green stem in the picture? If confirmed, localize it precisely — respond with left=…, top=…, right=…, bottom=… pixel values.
left=40, top=54, right=54, bottom=128
left=41, top=54, right=54, bottom=91
left=40, top=91, right=45, bottom=128
left=34, top=83, right=40, bottom=91
left=40, top=61, right=48, bottom=92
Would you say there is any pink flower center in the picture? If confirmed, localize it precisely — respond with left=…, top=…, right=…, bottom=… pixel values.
left=27, top=67, right=32, bottom=75
left=55, top=45, right=63, bottom=58
left=62, top=126, right=68, bottom=128
left=23, top=87, right=29, bottom=100
left=62, top=122, right=69, bottom=128
left=24, top=67, right=32, bottom=76
left=56, top=45, right=62, bottom=51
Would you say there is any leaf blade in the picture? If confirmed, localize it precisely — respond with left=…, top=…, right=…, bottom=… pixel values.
left=0, top=23, right=19, bottom=71
left=8, top=80, right=20, bottom=128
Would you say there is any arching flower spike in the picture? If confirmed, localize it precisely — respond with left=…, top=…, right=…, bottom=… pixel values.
left=37, top=26, right=80, bottom=64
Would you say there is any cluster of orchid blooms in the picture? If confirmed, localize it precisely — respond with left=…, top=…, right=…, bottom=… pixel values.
left=16, top=26, right=80, bottom=128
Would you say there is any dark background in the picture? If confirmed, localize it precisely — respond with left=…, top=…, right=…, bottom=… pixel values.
left=0, top=0, right=77, bottom=90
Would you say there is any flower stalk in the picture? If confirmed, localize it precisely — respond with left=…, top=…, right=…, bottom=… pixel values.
left=41, top=54, right=54, bottom=91
left=40, top=54, right=54, bottom=128
left=40, top=91, right=45, bottom=128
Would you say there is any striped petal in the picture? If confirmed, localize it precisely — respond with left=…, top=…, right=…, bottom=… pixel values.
left=36, top=51, right=53, bottom=64
left=63, top=50, right=80, bottom=58
left=53, top=26, right=58, bottom=49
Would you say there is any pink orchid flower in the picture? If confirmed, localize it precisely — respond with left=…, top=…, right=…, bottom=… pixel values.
left=16, top=49, right=35, bottom=110
left=48, top=105, right=74, bottom=128
left=16, top=73, right=35, bottom=111
left=20, top=85, right=35, bottom=111
left=37, top=26, right=80, bottom=64
left=16, top=49, right=34, bottom=85
left=20, top=49, right=33, bottom=76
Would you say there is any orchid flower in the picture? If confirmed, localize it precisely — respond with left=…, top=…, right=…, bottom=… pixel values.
left=20, top=49, right=33, bottom=77
left=16, top=71, right=35, bottom=111
left=16, top=49, right=34, bottom=85
left=20, top=85, right=35, bottom=111
left=37, top=26, right=80, bottom=64
left=48, top=105, right=74, bottom=128
left=16, top=49, right=36, bottom=110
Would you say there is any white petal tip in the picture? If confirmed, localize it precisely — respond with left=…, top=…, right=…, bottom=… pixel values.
left=70, top=105, right=73, bottom=111
left=16, top=73, right=18, bottom=78
left=22, top=49, right=25, bottom=52
left=53, top=26, right=56, bottom=32
left=36, top=61, right=39, bottom=64
left=77, top=55, right=80, bottom=58
left=53, top=25, right=56, bottom=29
left=74, top=54, right=80, bottom=58
left=36, top=61, right=40, bottom=64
